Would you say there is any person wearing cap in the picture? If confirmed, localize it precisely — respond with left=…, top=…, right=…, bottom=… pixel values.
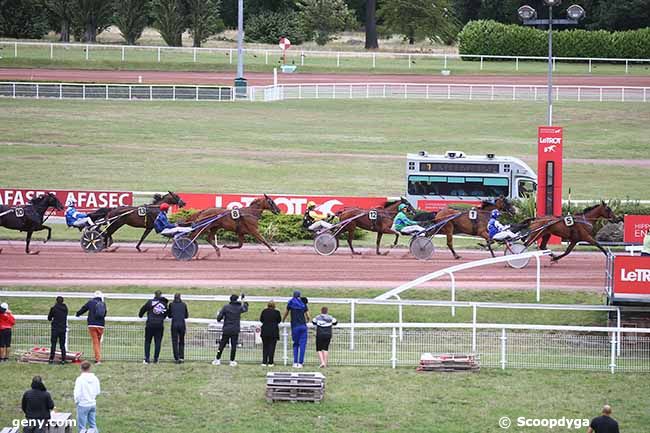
left=167, top=293, right=189, bottom=364
left=303, top=201, right=335, bottom=232
left=154, top=203, right=192, bottom=237
left=76, top=291, right=107, bottom=364
left=587, top=404, right=619, bottom=433
left=138, top=290, right=169, bottom=364
left=0, top=302, right=16, bottom=362
left=47, top=296, right=68, bottom=365
left=282, top=291, right=310, bottom=368
left=65, top=198, right=93, bottom=229
left=488, top=209, right=516, bottom=241
left=212, top=294, right=248, bottom=367
left=392, top=203, right=425, bottom=235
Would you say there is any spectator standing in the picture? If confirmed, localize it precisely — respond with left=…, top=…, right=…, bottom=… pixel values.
left=259, top=301, right=281, bottom=366
left=587, top=405, right=620, bottom=433
left=212, top=294, right=248, bottom=367
left=0, top=302, right=16, bottom=362
left=21, top=376, right=55, bottom=433
left=47, top=296, right=68, bottom=365
left=138, top=290, right=169, bottom=364
left=282, top=291, right=310, bottom=368
left=167, top=293, right=189, bottom=364
left=76, top=291, right=107, bottom=364
left=74, top=361, right=101, bottom=433
left=312, top=306, right=337, bottom=368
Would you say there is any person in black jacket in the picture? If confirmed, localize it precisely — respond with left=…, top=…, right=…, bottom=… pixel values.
left=212, top=294, right=248, bottom=366
left=167, top=293, right=188, bottom=364
left=21, top=376, right=55, bottom=433
left=47, top=296, right=68, bottom=365
left=259, top=301, right=281, bottom=366
left=138, top=290, right=168, bottom=364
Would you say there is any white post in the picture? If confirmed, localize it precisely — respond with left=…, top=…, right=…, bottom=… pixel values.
left=449, top=272, right=456, bottom=317
left=589, top=58, right=592, bottom=73
left=193, top=48, right=196, bottom=63
left=404, top=84, right=407, bottom=99
left=500, top=328, right=507, bottom=370
left=372, top=53, right=376, bottom=68
left=600, top=88, right=603, bottom=102
left=535, top=86, right=538, bottom=101
left=350, top=300, right=355, bottom=351
left=301, top=51, right=304, bottom=66
left=173, top=85, right=176, bottom=101
left=391, top=327, right=397, bottom=369
left=315, top=84, right=319, bottom=99
left=121, top=46, right=125, bottom=62
left=382, top=84, right=386, bottom=98
left=366, top=83, right=369, bottom=99
left=578, top=87, right=581, bottom=102
left=299, top=84, right=302, bottom=99
left=616, top=308, right=621, bottom=357
left=337, top=52, right=340, bottom=67
left=60, top=84, right=63, bottom=99
left=512, top=86, right=516, bottom=101
left=535, top=254, right=541, bottom=302
left=408, top=54, right=411, bottom=69
left=556, top=86, right=559, bottom=101
left=35, top=84, right=39, bottom=99
left=349, top=84, right=352, bottom=99
left=609, top=332, right=616, bottom=374
left=622, top=88, right=625, bottom=102
left=444, top=54, right=448, bottom=69
left=50, top=43, right=53, bottom=59
left=447, top=85, right=451, bottom=100
left=157, top=47, right=161, bottom=62
left=128, top=85, right=132, bottom=100
left=282, top=326, right=288, bottom=366
left=333, top=83, right=336, bottom=99
left=644, top=88, right=647, bottom=103
left=12, top=82, right=16, bottom=98
left=426, top=85, right=429, bottom=99
left=149, top=85, right=153, bottom=100
left=398, top=303, right=403, bottom=341
left=516, top=57, right=519, bottom=71
left=265, top=50, right=268, bottom=65
left=82, top=84, right=86, bottom=100
left=491, top=85, right=495, bottom=101
left=480, top=56, right=483, bottom=70
left=14, top=41, right=17, bottom=57
left=229, top=48, right=233, bottom=64
left=471, top=304, right=477, bottom=353
left=273, top=68, right=277, bottom=87
left=469, top=85, right=473, bottom=101
left=553, top=57, right=556, bottom=71
left=195, top=86, right=199, bottom=101
left=625, top=60, right=629, bottom=74
left=105, top=85, right=108, bottom=100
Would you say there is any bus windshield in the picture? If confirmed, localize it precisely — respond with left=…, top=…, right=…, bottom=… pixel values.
left=408, top=175, right=509, bottom=198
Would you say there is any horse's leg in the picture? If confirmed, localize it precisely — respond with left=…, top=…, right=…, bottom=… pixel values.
left=135, top=227, right=153, bottom=252
left=223, top=232, right=245, bottom=249
left=376, top=232, right=387, bottom=255
left=583, top=234, right=610, bottom=257
left=346, top=227, right=360, bottom=256
left=206, top=229, right=221, bottom=257
left=482, top=232, right=495, bottom=258
left=43, top=225, right=52, bottom=243
left=392, top=233, right=399, bottom=247
left=539, top=233, right=551, bottom=250
left=25, top=231, right=39, bottom=255
left=249, top=229, right=277, bottom=254
left=443, top=225, right=460, bottom=259
left=551, top=241, right=577, bottom=262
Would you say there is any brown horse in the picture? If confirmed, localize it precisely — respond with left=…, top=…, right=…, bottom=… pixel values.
left=184, top=194, right=281, bottom=257
left=522, top=201, right=616, bottom=262
left=336, top=197, right=416, bottom=255
left=99, top=191, right=186, bottom=252
left=433, top=197, right=516, bottom=259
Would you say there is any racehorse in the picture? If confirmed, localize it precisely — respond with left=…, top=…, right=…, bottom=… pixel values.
left=97, top=191, right=186, bottom=252
left=432, top=197, right=516, bottom=259
left=0, top=192, right=63, bottom=254
left=184, top=194, right=281, bottom=257
left=522, top=201, right=616, bottom=262
left=336, top=197, right=416, bottom=256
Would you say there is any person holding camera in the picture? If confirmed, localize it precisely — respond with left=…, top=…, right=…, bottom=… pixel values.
left=212, top=294, right=248, bottom=367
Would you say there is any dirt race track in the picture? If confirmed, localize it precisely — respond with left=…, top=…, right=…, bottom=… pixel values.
left=0, top=241, right=606, bottom=291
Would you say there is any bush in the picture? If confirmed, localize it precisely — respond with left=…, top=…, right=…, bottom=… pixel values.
left=458, top=20, right=650, bottom=59
left=245, top=10, right=306, bottom=45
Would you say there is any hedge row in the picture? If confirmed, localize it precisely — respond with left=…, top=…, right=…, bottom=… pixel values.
left=458, top=20, right=650, bottom=59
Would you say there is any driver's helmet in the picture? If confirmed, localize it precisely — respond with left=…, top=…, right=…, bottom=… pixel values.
left=491, top=209, right=501, bottom=219
left=66, top=198, right=77, bottom=207
left=398, top=204, right=408, bottom=212
left=307, top=201, right=316, bottom=210
left=159, top=203, right=170, bottom=212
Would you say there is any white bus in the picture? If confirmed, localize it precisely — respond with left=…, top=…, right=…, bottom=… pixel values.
left=406, top=151, right=537, bottom=211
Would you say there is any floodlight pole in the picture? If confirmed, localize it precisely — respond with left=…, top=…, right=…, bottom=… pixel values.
left=236, top=0, right=244, bottom=79
left=547, top=5, right=553, bottom=126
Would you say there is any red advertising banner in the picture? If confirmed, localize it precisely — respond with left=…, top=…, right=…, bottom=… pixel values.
left=612, top=255, right=650, bottom=301
left=536, top=126, right=563, bottom=217
left=417, top=199, right=481, bottom=212
left=178, top=193, right=389, bottom=215
left=624, top=215, right=650, bottom=244
left=0, top=188, right=133, bottom=216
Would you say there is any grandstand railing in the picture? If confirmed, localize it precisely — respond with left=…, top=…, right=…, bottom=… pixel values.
left=10, top=315, right=650, bottom=373
left=2, top=40, right=650, bottom=74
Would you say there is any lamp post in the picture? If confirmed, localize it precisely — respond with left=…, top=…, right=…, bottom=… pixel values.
left=518, top=1, right=585, bottom=125
left=233, top=0, right=247, bottom=98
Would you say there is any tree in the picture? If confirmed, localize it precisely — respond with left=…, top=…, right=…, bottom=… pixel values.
left=71, top=0, right=114, bottom=42
left=364, top=0, right=378, bottom=48
left=114, top=0, right=150, bottom=45
left=44, top=0, right=74, bottom=41
left=185, top=0, right=223, bottom=47
left=451, top=0, right=480, bottom=24
left=299, top=0, right=352, bottom=45
left=379, top=0, right=458, bottom=44
left=0, top=0, right=49, bottom=39
left=153, top=0, right=186, bottom=46
left=593, top=0, right=650, bottom=31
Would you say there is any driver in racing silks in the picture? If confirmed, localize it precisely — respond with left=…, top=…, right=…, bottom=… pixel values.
left=154, top=203, right=192, bottom=237
left=392, top=203, right=425, bottom=235
left=65, top=198, right=93, bottom=229
left=488, top=209, right=517, bottom=241
left=303, top=201, right=334, bottom=232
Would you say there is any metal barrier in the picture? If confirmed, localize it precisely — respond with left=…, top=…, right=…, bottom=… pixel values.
left=2, top=40, right=650, bottom=74
left=0, top=82, right=234, bottom=101
left=10, top=315, right=650, bottom=372
left=250, top=83, right=650, bottom=103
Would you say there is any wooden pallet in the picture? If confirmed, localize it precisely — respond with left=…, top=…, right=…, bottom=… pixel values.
left=266, top=372, right=326, bottom=403
left=417, top=353, right=480, bottom=372
left=17, top=347, right=83, bottom=364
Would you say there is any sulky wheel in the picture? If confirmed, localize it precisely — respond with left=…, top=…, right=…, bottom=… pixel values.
left=80, top=228, right=106, bottom=253
left=504, top=242, right=529, bottom=269
left=409, top=236, right=435, bottom=261
left=314, top=232, right=338, bottom=256
left=171, top=236, right=199, bottom=261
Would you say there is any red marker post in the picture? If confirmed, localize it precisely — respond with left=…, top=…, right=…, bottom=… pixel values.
left=536, top=126, right=563, bottom=244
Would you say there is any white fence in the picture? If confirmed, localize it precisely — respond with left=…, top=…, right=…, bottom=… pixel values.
left=251, top=83, right=650, bottom=103
left=10, top=315, right=650, bottom=372
left=2, top=40, right=650, bottom=74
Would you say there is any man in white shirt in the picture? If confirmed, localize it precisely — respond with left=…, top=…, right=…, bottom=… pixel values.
left=74, top=361, right=101, bottom=433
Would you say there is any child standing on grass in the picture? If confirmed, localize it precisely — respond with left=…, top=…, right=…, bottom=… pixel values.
left=312, top=307, right=337, bottom=368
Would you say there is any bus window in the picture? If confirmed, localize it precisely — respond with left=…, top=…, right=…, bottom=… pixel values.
left=408, top=176, right=509, bottom=198
left=518, top=179, right=536, bottom=197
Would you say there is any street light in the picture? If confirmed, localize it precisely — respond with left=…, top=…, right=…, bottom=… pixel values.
left=234, top=0, right=247, bottom=98
left=518, top=1, right=586, bottom=125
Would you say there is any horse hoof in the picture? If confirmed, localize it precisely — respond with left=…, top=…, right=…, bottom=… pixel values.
left=454, top=256, right=461, bottom=260
left=380, top=251, right=390, bottom=256
left=28, top=250, right=40, bottom=255
left=273, top=250, right=279, bottom=255
left=138, top=248, right=149, bottom=253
